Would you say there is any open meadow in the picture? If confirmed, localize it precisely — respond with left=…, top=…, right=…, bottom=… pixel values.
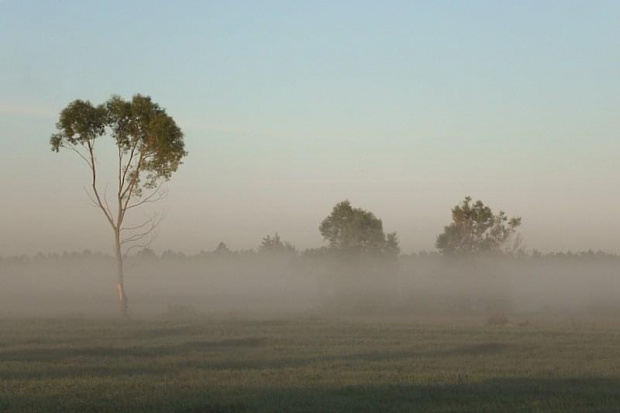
left=2, top=316, right=620, bottom=412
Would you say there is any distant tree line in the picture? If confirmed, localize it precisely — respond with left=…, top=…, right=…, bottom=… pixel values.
left=4, top=246, right=619, bottom=264
left=6, top=195, right=620, bottom=263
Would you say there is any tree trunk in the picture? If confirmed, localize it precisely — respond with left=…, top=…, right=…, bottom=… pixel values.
left=114, top=229, right=129, bottom=318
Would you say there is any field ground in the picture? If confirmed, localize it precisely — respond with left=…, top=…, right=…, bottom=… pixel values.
left=1, top=317, right=620, bottom=412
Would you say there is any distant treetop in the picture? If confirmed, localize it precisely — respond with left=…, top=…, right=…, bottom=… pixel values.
left=319, top=200, right=400, bottom=256
left=436, top=196, right=522, bottom=256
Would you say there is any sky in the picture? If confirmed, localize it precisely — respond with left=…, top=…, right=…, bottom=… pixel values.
left=1, top=0, right=619, bottom=256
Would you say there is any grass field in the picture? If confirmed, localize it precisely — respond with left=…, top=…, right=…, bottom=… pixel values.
left=1, top=317, right=620, bottom=412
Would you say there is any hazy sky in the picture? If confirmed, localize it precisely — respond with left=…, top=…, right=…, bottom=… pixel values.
left=1, top=1, right=619, bottom=256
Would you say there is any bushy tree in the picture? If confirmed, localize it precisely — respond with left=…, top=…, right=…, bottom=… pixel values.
left=50, top=94, right=186, bottom=317
left=319, top=200, right=400, bottom=256
left=436, top=196, right=521, bottom=256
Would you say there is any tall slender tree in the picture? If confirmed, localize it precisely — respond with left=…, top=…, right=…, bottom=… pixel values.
left=50, top=94, right=187, bottom=317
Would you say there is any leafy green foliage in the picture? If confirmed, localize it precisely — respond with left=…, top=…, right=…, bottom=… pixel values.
left=319, top=200, right=400, bottom=256
left=436, top=196, right=522, bottom=256
left=50, top=94, right=187, bottom=200
left=50, top=100, right=107, bottom=150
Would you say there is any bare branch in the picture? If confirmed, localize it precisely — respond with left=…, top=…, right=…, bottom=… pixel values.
left=123, top=236, right=158, bottom=260
left=120, top=212, right=163, bottom=246
left=63, top=143, right=92, bottom=168
left=118, top=152, right=146, bottom=225
left=119, top=141, right=139, bottom=197
left=82, top=187, right=101, bottom=208
left=121, top=227, right=157, bottom=245
left=117, top=144, right=123, bottom=202
left=103, top=183, right=114, bottom=221
left=86, top=140, right=116, bottom=229
left=122, top=151, right=144, bottom=199
left=121, top=215, right=157, bottom=232
left=126, top=186, right=168, bottom=210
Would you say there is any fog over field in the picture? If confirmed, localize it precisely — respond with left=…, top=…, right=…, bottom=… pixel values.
left=2, top=249, right=619, bottom=322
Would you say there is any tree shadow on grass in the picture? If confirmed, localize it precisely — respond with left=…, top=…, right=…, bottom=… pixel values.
left=0, top=337, right=264, bottom=362
left=2, top=376, right=620, bottom=412
left=0, top=341, right=511, bottom=381
left=177, top=342, right=511, bottom=371
left=243, top=376, right=620, bottom=413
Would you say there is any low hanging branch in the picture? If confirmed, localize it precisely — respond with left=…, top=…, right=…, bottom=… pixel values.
left=50, top=94, right=187, bottom=317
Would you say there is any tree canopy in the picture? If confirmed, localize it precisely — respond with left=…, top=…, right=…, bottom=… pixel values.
left=51, top=95, right=186, bottom=202
left=319, top=200, right=399, bottom=256
left=436, top=196, right=522, bottom=256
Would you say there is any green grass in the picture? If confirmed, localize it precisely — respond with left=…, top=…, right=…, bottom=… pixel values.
left=1, top=317, right=620, bottom=412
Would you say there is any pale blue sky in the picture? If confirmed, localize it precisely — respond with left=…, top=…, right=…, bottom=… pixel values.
left=1, top=1, right=619, bottom=255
